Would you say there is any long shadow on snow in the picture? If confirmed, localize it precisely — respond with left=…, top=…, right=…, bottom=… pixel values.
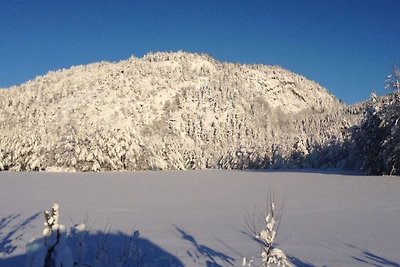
left=287, top=255, right=317, bottom=267
left=175, top=226, right=235, bottom=266
left=0, top=214, right=183, bottom=267
left=0, top=213, right=41, bottom=258
left=347, top=244, right=400, bottom=267
left=2, top=231, right=183, bottom=267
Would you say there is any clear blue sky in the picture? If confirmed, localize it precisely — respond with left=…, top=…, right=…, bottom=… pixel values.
left=1, top=0, right=399, bottom=104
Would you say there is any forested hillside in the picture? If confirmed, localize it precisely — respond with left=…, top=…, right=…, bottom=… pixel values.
left=1, top=52, right=397, bottom=174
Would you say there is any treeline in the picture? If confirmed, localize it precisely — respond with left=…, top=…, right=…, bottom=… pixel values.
left=351, top=91, right=400, bottom=175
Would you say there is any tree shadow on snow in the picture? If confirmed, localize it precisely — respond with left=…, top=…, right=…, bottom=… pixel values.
left=175, top=225, right=235, bottom=266
left=287, top=255, right=317, bottom=267
left=347, top=244, right=400, bottom=267
left=0, top=213, right=183, bottom=267
left=0, top=213, right=41, bottom=259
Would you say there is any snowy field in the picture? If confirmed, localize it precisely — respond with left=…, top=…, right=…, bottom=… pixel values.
left=1, top=170, right=399, bottom=266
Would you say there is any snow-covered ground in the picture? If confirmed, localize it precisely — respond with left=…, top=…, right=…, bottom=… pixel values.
left=1, top=170, right=399, bottom=266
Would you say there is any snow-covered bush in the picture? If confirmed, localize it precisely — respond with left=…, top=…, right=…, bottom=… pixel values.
left=26, top=203, right=73, bottom=267
left=244, top=200, right=291, bottom=267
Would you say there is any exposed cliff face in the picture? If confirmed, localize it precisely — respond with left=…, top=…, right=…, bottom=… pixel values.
left=0, top=51, right=354, bottom=171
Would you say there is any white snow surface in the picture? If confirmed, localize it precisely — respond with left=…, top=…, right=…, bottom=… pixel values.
left=1, top=170, right=399, bottom=266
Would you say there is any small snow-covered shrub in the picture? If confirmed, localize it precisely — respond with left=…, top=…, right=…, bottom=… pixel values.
left=244, top=200, right=291, bottom=267
left=26, top=203, right=73, bottom=267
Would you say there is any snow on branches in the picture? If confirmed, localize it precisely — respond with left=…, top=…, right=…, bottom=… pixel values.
left=244, top=199, right=291, bottom=267
left=385, top=65, right=400, bottom=91
left=26, top=203, right=73, bottom=267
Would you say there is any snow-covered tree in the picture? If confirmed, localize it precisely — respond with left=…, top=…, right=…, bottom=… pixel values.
left=351, top=90, right=400, bottom=175
left=385, top=64, right=400, bottom=91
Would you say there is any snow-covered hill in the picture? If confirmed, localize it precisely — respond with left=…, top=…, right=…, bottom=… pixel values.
left=0, top=51, right=358, bottom=171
